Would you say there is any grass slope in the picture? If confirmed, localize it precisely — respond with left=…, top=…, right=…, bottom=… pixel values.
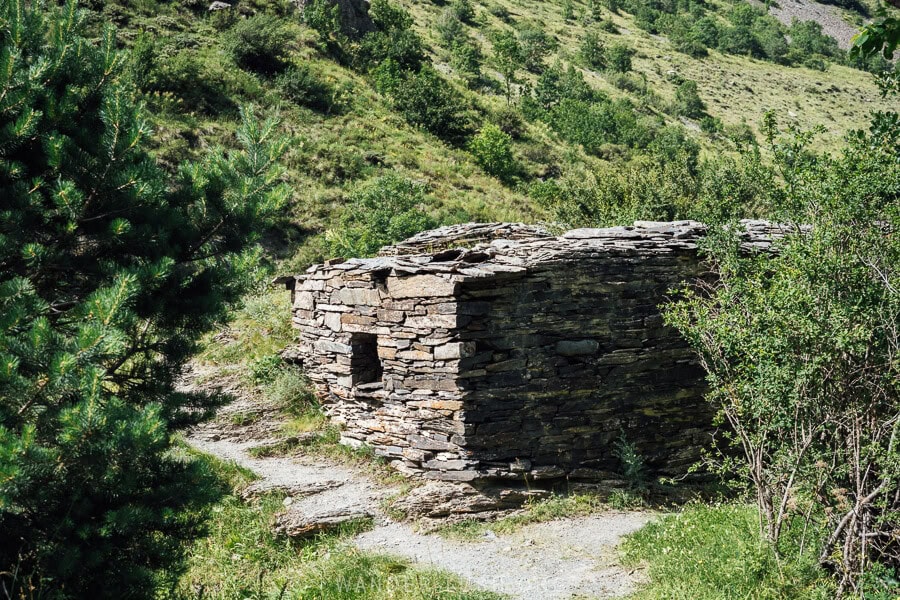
left=100, top=0, right=895, bottom=271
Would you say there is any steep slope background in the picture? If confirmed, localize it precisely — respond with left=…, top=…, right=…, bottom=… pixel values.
left=86, top=0, right=896, bottom=271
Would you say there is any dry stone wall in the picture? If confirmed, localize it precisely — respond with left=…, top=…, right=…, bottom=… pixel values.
left=286, top=221, right=786, bottom=485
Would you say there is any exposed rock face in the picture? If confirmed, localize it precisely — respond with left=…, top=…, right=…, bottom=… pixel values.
left=283, top=220, right=787, bottom=485
left=295, top=0, right=374, bottom=37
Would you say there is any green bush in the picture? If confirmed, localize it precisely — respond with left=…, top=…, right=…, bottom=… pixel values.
left=276, top=64, right=335, bottom=112
left=449, top=0, right=476, bottom=23
left=752, top=15, right=789, bottom=62
left=303, top=0, right=343, bottom=44
left=357, top=0, right=425, bottom=70
left=665, top=113, right=900, bottom=593
left=491, top=105, right=525, bottom=139
left=533, top=64, right=595, bottom=112
left=385, top=65, right=473, bottom=142
left=491, top=29, right=523, bottom=104
left=518, top=24, right=558, bottom=72
left=548, top=97, right=651, bottom=154
left=469, top=124, right=517, bottom=180
left=325, top=175, right=437, bottom=258
left=436, top=7, right=466, bottom=47
left=606, top=43, right=635, bottom=72
left=580, top=29, right=606, bottom=69
left=228, top=14, right=292, bottom=74
left=672, top=80, right=706, bottom=119
left=450, top=41, right=484, bottom=82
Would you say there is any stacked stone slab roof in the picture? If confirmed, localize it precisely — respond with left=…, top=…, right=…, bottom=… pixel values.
left=284, top=220, right=787, bottom=484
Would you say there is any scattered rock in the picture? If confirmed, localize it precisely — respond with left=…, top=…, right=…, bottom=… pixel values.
left=208, top=1, right=230, bottom=10
left=273, top=508, right=372, bottom=538
left=240, top=479, right=343, bottom=501
left=390, top=481, right=549, bottom=518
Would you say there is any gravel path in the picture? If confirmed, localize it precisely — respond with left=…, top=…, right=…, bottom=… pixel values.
left=185, top=381, right=653, bottom=599
left=355, top=516, right=651, bottom=599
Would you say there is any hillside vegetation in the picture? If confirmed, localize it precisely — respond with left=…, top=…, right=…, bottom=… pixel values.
left=90, top=0, right=895, bottom=266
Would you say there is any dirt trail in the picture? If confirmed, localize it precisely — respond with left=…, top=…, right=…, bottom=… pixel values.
left=185, top=382, right=653, bottom=600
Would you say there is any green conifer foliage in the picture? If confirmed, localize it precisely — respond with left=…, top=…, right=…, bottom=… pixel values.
left=0, top=1, right=288, bottom=597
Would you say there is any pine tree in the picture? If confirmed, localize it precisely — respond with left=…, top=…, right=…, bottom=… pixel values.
left=0, top=1, right=288, bottom=597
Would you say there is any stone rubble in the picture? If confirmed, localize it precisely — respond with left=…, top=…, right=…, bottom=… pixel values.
left=283, top=220, right=789, bottom=485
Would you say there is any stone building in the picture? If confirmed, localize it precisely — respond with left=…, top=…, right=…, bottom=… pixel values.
left=281, top=221, right=782, bottom=485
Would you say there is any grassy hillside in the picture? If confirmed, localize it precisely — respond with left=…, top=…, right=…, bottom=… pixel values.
left=91, top=0, right=895, bottom=271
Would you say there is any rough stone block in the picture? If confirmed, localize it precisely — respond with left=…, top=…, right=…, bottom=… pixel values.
left=333, top=287, right=381, bottom=306
left=387, top=275, right=458, bottom=299
left=556, top=339, right=600, bottom=356
left=434, top=342, right=476, bottom=360
left=294, top=291, right=315, bottom=310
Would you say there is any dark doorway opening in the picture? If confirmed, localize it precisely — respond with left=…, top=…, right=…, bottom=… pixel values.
left=349, top=333, right=382, bottom=385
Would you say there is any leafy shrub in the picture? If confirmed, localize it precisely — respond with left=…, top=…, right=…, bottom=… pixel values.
left=648, top=126, right=700, bottom=173
left=751, top=15, right=788, bottom=62
left=613, top=432, right=649, bottom=492
left=325, top=175, right=437, bottom=257
left=532, top=63, right=595, bottom=112
left=634, top=6, right=662, bottom=33
left=276, top=64, right=335, bottom=112
left=469, top=124, right=517, bottom=180
left=228, top=14, right=291, bottom=74
left=608, top=71, right=648, bottom=94
left=303, top=0, right=342, bottom=45
left=692, top=16, right=720, bottom=47
left=669, top=18, right=710, bottom=57
left=700, top=115, right=723, bottom=136
left=382, top=65, right=472, bottom=142
left=449, top=0, right=476, bottom=23
left=665, top=114, right=900, bottom=593
left=672, top=80, right=706, bottom=119
left=357, top=0, right=425, bottom=70
left=599, top=19, right=620, bottom=33
left=580, top=29, right=606, bottom=68
left=249, top=354, right=284, bottom=385
left=548, top=97, right=651, bottom=154
left=723, top=120, right=758, bottom=148
left=487, top=2, right=511, bottom=21
left=491, top=105, right=525, bottom=138
left=606, top=43, right=635, bottom=72
left=787, top=19, right=841, bottom=63
left=450, top=41, right=484, bottom=82
left=436, top=7, right=466, bottom=47
left=518, top=24, right=558, bottom=72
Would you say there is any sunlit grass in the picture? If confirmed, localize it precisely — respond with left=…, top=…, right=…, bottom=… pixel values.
left=621, top=503, right=834, bottom=600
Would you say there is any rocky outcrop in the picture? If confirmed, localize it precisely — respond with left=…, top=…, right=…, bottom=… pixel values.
left=284, top=220, right=788, bottom=486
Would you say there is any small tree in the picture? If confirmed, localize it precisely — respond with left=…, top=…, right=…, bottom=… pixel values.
left=673, top=80, right=706, bottom=119
left=0, top=1, right=288, bottom=597
left=518, top=25, right=558, bottom=73
left=606, top=43, right=636, bottom=72
left=580, top=29, right=607, bottom=69
left=666, top=115, right=900, bottom=596
left=469, top=124, right=517, bottom=180
left=491, top=30, right=523, bottom=104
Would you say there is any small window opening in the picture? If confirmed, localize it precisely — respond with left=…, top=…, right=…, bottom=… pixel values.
left=350, top=333, right=383, bottom=386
